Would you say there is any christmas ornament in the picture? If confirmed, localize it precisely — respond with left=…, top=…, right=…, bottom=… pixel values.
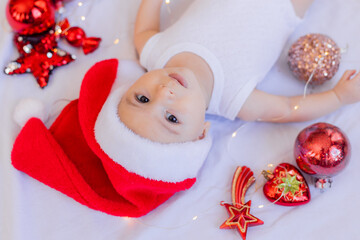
left=288, top=33, right=341, bottom=85
left=63, top=27, right=101, bottom=55
left=55, top=18, right=102, bottom=54
left=4, top=0, right=101, bottom=88
left=294, top=122, right=351, bottom=189
left=6, top=0, right=55, bottom=35
left=220, top=166, right=263, bottom=240
left=4, top=30, right=75, bottom=88
left=262, top=163, right=310, bottom=206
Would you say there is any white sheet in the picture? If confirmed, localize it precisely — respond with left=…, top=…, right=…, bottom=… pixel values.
left=1, top=0, right=359, bottom=239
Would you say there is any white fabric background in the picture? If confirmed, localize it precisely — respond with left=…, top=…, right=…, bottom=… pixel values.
left=0, top=0, right=359, bottom=239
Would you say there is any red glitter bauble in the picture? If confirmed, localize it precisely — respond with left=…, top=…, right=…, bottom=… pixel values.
left=288, top=34, right=341, bottom=85
left=294, top=122, right=350, bottom=178
left=6, top=0, right=55, bottom=35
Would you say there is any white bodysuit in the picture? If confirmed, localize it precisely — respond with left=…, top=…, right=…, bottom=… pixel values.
left=140, top=0, right=301, bottom=120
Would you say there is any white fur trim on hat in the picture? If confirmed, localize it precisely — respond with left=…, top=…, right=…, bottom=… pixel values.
left=94, top=86, right=212, bottom=183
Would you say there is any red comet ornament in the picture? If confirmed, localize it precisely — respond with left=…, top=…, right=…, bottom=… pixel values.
left=220, top=166, right=263, bottom=240
left=262, top=163, right=310, bottom=206
left=294, top=122, right=351, bottom=189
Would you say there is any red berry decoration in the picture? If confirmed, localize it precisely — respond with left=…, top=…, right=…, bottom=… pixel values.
left=294, top=122, right=351, bottom=189
left=262, top=163, right=311, bottom=206
left=220, top=166, right=263, bottom=240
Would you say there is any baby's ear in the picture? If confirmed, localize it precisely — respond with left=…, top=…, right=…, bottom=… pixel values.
left=199, top=121, right=211, bottom=140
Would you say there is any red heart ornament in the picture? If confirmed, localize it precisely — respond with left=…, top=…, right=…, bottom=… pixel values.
left=263, top=163, right=310, bottom=206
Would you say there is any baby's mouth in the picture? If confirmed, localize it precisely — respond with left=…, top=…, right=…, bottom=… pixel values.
left=169, top=73, right=188, bottom=88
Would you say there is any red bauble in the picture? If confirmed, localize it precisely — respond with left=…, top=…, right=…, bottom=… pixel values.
left=6, top=0, right=55, bottom=35
left=294, top=122, right=350, bottom=184
left=263, top=163, right=310, bottom=206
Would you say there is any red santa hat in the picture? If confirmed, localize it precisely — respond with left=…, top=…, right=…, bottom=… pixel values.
left=11, top=59, right=212, bottom=217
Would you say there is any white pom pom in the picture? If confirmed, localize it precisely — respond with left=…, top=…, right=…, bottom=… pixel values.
left=13, top=98, right=47, bottom=127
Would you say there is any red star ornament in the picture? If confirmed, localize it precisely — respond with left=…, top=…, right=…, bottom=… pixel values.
left=4, top=30, right=75, bottom=88
left=220, top=201, right=264, bottom=240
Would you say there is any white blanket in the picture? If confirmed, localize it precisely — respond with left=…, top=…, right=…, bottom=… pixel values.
left=1, top=0, right=359, bottom=239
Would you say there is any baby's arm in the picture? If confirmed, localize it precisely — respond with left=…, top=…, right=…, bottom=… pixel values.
left=237, top=70, right=360, bottom=123
left=134, top=0, right=163, bottom=55
left=291, top=0, right=314, bottom=18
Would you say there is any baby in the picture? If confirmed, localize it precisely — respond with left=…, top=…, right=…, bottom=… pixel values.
left=118, top=0, right=360, bottom=145
left=11, top=0, right=360, bottom=218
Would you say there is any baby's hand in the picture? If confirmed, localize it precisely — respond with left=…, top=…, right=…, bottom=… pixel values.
left=333, top=70, right=360, bottom=106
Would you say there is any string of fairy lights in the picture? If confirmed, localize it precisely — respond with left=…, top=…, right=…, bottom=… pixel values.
left=0, top=0, right=323, bottom=230
left=60, top=0, right=173, bottom=48
left=0, top=0, right=356, bottom=232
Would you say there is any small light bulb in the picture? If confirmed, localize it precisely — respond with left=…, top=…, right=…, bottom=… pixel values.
left=268, top=164, right=273, bottom=168
left=192, top=216, right=198, bottom=221
left=232, top=132, right=237, bottom=138
left=78, top=2, right=83, bottom=6
left=258, top=205, right=264, bottom=209
left=294, top=105, right=299, bottom=110
left=81, top=16, right=86, bottom=21
left=165, top=0, right=171, bottom=4
left=114, top=38, right=120, bottom=44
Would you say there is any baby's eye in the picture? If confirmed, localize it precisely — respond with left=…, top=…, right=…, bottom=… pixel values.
left=166, top=112, right=179, bottom=123
left=136, top=94, right=149, bottom=103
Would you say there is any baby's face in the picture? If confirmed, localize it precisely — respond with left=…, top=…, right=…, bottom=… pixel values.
left=118, top=67, right=209, bottom=143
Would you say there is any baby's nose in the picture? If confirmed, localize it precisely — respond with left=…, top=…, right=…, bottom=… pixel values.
left=158, top=84, right=175, bottom=98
